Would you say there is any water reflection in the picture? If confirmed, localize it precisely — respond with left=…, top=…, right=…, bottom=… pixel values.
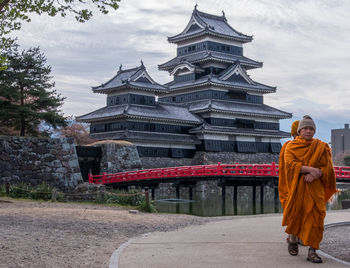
left=154, top=183, right=350, bottom=217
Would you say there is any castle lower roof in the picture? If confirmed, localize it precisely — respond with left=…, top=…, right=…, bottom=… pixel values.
left=93, top=64, right=166, bottom=94
left=188, top=99, right=292, bottom=119
left=90, top=131, right=201, bottom=145
left=158, top=51, right=262, bottom=71
left=77, top=103, right=202, bottom=124
left=189, top=123, right=290, bottom=138
left=165, top=74, right=276, bottom=93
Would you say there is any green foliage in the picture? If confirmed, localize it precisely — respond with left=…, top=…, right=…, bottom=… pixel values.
left=95, top=191, right=107, bottom=204
left=106, top=189, right=145, bottom=206
left=0, top=44, right=67, bottom=136
left=3, top=182, right=53, bottom=200
left=0, top=183, right=157, bottom=212
left=8, top=182, right=32, bottom=198
left=29, top=182, right=52, bottom=200
left=0, top=184, right=6, bottom=196
left=138, top=201, right=158, bottom=213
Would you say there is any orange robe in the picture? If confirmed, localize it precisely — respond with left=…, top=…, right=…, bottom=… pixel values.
left=278, top=140, right=291, bottom=210
left=279, top=136, right=337, bottom=249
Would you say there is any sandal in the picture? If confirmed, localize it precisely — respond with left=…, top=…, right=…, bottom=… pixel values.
left=307, top=248, right=323, bottom=263
left=287, top=237, right=298, bottom=256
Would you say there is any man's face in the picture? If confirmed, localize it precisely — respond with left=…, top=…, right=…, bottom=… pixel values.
left=299, top=127, right=315, bottom=140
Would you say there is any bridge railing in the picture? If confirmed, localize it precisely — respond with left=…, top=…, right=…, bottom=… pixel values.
left=88, top=162, right=350, bottom=185
left=334, top=166, right=350, bottom=178
left=88, top=162, right=280, bottom=184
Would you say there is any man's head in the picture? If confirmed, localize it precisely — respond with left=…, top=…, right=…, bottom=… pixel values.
left=297, top=115, right=316, bottom=140
left=290, top=120, right=299, bottom=138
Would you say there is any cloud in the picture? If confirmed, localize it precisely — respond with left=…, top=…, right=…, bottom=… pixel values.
left=9, top=0, right=350, bottom=142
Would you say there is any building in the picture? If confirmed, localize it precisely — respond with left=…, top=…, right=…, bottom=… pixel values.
left=77, top=7, right=292, bottom=158
left=331, top=124, right=350, bottom=159
left=77, top=62, right=202, bottom=158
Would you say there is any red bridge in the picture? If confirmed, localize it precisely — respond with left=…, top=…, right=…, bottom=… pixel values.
left=88, top=162, right=350, bottom=185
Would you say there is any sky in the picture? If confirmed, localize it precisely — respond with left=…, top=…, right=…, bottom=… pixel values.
left=11, top=0, right=350, bottom=143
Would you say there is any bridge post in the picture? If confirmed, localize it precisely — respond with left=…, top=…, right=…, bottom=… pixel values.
left=252, top=185, right=256, bottom=214
left=88, top=169, right=93, bottom=183
left=271, top=162, right=277, bottom=176
left=189, top=185, right=193, bottom=200
left=144, top=187, right=150, bottom=207
left=260, top=184, right=264, bottom=214
left=175, top=183, right=180, bottom=214
left=233, top=185, right=238, bottom=215
left=175, top=184, right=180, bottom=200
left=217, top=162, right=223, bottom=175
left=151, top=188, right=155, bottom=200
left=274, top=185, right=279, bottom=213
left=102, top=172, right=107, bottom=184
left=221, top=185, right=226, bottom=216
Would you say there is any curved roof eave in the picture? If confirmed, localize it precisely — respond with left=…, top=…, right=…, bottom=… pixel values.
left=191, top=129, right=290, bottom=138
left=190, top=108, right=292, bottom=119
left=92, top=84, right=166, bottom=94
left=167, top=80, right=276, bottom=94
left=78, top=114, right=201, bottom=125
left=159, top=56, right=263, bottom=72
left=168, top=30, right=252, bottom=44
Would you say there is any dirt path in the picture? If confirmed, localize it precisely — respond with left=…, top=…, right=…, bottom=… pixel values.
left=1, top=199, right=348, bottom=267
left=0, top=199, right=214, bottom=268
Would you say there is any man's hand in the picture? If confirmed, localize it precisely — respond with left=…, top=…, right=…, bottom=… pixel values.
left=304, top=173, right=316, bottom=183
left=309, top=167, right=322, bottom=179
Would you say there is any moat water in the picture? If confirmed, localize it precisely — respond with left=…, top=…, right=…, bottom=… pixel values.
left=153, top=183, right=350, bottom=217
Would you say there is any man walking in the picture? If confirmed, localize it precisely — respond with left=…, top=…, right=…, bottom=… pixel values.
left=279, top=115, right=337, bottom=263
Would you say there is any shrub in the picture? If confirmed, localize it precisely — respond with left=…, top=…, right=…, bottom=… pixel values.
left=2, top=182, right=53, bottom=200
left=106, top=189, right=145, bottom=206
left=9, top=183, right=32, bottom=198
left=30, top=183, right=52, bottom=200
left=0, top=184, right=6, bottom=196
left=138, top=201, right=157, bottom=213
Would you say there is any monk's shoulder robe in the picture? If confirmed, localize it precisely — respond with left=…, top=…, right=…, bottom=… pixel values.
left=278, top=140, right=290, bottom=210
left=281, top=137, right=336, bottom=249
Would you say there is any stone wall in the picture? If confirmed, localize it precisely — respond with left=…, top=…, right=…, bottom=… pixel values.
left=140, top=157, right=193, bottom=169
left=0, top=136, right=82, bottom=190
left=191, top=152, right=279, bottom=165
left=141, top=152, right=279, bottom=169
left=89, top=141, right=142, bottom=173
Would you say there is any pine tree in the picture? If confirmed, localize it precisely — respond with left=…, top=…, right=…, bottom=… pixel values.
left=0, top=44, right=67, bottom=136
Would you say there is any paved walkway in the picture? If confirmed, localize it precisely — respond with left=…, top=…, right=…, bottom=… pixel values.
left=115, top=210, right=350, bottom=268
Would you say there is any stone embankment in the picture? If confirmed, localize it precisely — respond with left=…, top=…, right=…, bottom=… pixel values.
left=0, top=136, right=82, bottom=190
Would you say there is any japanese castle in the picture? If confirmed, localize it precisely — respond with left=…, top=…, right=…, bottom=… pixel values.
left=77, top=7, right=291, bottom=158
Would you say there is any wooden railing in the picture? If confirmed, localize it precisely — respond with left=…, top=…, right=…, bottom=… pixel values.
left=88, top=162, right=350, bottom=185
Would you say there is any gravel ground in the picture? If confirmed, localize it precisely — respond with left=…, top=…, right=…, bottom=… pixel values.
left=1, top=198, right=348, bottom=268
left=321, top=224, right=350, bottom=263
left=0, top=199, right=215, bottom=268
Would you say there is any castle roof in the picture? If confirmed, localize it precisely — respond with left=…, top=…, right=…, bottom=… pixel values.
left=76, top=103, right=202, bottom=124
left=165, top=73, right=276, bottom=94
left=159, top=51, right=262, bottom=71
left=188, top=99, right=292, bottom=119
left=90, top=131, right=201, bottom=145
left=168, top=7, right=252, bottom=44
left=92, top=63, right=166, bottom=94
left=189, top=122, right=290, bottom=138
